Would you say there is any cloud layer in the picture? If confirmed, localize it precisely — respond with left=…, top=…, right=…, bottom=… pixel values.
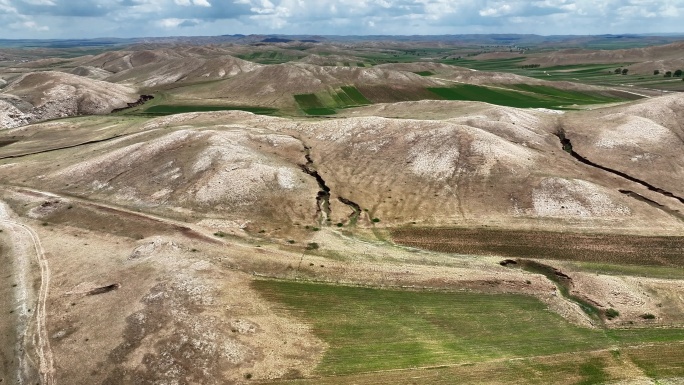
left=0, top=0, right=682, bottom=39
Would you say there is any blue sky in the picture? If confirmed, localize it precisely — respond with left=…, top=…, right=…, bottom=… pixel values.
left=0, top=0, right=683, bottom=39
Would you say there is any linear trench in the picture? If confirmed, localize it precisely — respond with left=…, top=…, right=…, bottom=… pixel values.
left=299, top=144, right=361, bottom=226
left=557, top=131, right=684, bottom=205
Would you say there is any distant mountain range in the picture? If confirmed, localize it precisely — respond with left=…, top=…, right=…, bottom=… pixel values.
left=2, top=33, right=684, bottom=49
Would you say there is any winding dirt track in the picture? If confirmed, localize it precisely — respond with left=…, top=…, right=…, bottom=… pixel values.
left=0, top=209, right=55, bottom=385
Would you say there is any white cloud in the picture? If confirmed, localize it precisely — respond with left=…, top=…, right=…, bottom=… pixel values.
left=23, top=0, right=56, bottom=5
left=480, top=4, right=512, bottom=17
left=158, top=17, right=183, bottom=27
left=174, top=0, right=211, bottom=6
left=9, top=19, right=49, bottom=31
left=1, top=0, right=684, bottom=38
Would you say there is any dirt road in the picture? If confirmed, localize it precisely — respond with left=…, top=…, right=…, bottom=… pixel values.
left=0, top=202, right=55, bottom=385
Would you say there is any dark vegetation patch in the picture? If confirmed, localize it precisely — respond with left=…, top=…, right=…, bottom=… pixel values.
left=509, top=84, right=621, bottom=103
left=440, top=57, right=528, bottom=70
left=237, top=51, right=306, bottom=64
left=354, top=85, right=438, bottom=103
left=413, top=70, right=435, bottom=76
left=295, top=87, right=370, bottom=115
left=294, top=94, right=336, bottom=115
left=427, top=84, right=622, bottom=109
left=391, top=227, right=684, bottom=267
left=142, top=105, right=278, bottom=116
left=339, top=86, right=371, bottom=105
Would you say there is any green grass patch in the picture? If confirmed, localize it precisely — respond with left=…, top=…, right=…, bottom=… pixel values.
left=413, top=70, right=435, bottom=76
left=509, top=84, right=620, bottom=103
left=255, top=280, right=684, bottom=380
left=302, top=107, right=337, bottom=116
left=237, top=51, right=305, bottom=64
left=427, top=85, right=573, bottom=109
left=282, top=351, right=634, bottom=384
left=254, top=280, right=614, bottom=375
left=295, top=87, right=370, bottom=115
left=293, top=94, right=325, bottom=109
left=427, top=84, right=626, bottom=109
left=142, top=105, right=278, bottom=116
left=440, top=57, right=527, bottom=71
left=340, top=86, right=371, bottom=105
left=294, top=94, right=337, bottom=115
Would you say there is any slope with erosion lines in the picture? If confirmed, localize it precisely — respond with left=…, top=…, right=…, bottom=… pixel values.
left=560, top=93, right=684, bottom=201
left=0, top=71, right=138, bottom=129
left=522, top=41, right=684, bottom=67
left=217, top=108, right=682, bottom=233
left=3, top=99, right=684, bottom=235
left=0, top=115, right=321, bottom=233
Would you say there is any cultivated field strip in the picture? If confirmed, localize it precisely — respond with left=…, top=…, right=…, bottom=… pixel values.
left=391, top=228, right=684, bottom=267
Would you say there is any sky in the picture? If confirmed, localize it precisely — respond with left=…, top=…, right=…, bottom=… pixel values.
left=0, top=0, right=683, bottom=39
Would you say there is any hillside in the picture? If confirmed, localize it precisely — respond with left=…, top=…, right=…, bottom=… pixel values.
left=524, top=41, right=684, bottom=67
left=2, top=39, right=684, bottom=385
left=0, top=71, right=137, bottom=128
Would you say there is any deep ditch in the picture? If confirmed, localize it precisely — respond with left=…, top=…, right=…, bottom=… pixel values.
left=111, top=94, right=155, bottom=113
left=300, top=145, right=331, bottom=224
left=338, top=196, right=362, bottom=224
left=506, top=259, right=605, bottom=324
left=556, top=130, right=684, bottom=205
left=299, top=144, right=362, bottom=226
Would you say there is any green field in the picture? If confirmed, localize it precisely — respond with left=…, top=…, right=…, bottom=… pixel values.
left=295, top=86, right=371, bottom=115
left=142, top=105, right=278, bottom=116
left=236, top=51, right=306, bottom=64
left=254, top=280, right=684, bottom=380
left=441, top=57, right=528, bottom=71
left=427, top=84, right=622, bottom=109
left=293, top=94, right=337, bottom=115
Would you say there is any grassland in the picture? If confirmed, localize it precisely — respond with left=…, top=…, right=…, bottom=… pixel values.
left=255, top=280, right=684, bottom=383
left=444, top=58, right=684, bottom=92
left=293, top=94, right=337, bottom=115
left=294, top=86, right=371, bottom=115
left=440, top=57, right=528, bottom=70
left=142, top=105, right=278, bottom=116
left=391, top=227, right=684, bottom=267
left=236, top=51, right=307, bottom=64
left=427, top=84, right=623, bottom=109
